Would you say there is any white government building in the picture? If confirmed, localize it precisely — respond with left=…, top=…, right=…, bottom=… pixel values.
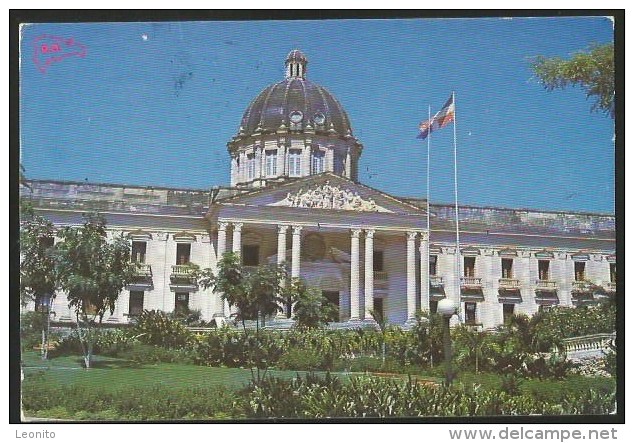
left=22, top=50, right=616, bottom=330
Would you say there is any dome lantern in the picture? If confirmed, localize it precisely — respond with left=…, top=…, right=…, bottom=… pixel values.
left=286, top=49, right=308, bottom=79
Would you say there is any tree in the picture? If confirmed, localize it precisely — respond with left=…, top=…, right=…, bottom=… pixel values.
left=199, top=252, right=286, bottom=383
left=55, top=213, right=136, bottom=368
left=288, top=278, right=337, bottom=330
left=531, top=43, right=614, bottom=118
left=20, top=205, right=58, bottom=359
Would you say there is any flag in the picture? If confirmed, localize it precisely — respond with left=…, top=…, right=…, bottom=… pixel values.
left=417, top=94, right=455, bottom=140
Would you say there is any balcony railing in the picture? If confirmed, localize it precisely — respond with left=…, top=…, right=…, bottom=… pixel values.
left=460, top=276, right=482, bottom=288
left=430, top=275, right=444, bottom=287
left=374, top=271, right=388, bottom=281
left=604, top=281, right=616, bottom=293
left=572, top=280, right=594, bottom=293
left=498, top=278, right=521, bottom=289
left=535, top=279, right=558, bottom=290
left=133, top=263, right=152, bottom=277
left=170, top=265, right=197, bottom=285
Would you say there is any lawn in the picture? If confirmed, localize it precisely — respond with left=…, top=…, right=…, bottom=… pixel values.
left=21, top=351, right=351, bottom=391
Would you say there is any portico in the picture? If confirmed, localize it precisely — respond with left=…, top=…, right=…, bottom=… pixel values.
left=206, top=172, right=430, bottom=326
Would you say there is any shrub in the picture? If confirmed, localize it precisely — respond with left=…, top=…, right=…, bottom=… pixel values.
left=131, top=310, right=195, bottom=348
left=277, top=347, right=326, bottom=371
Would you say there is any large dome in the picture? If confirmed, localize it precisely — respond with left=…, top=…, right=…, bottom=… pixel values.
left=239, top=50, right=353, bottom=138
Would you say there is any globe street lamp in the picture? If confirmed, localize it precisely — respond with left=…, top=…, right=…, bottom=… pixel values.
left=437, top=298, right=458, bottom=385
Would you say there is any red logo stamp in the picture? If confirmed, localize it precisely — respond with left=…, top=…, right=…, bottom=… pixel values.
left=32, top=35, right=87, bottom=73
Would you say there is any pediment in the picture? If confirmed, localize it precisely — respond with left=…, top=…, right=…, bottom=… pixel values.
left=214, top=173, right=426, bottom=216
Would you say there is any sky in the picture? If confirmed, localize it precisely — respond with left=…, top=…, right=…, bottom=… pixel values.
left=19, top=16, right=615, bottom=214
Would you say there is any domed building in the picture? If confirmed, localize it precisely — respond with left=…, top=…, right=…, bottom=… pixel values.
left=21, top=50, right=616, bottom=330
left=228, top=50, right=362, bottom=188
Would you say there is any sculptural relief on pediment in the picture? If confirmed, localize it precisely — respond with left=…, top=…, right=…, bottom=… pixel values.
left=269, top=181, right=392, bottom=213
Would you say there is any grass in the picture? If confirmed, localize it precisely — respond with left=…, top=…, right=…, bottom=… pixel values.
left=21, top=351, right=353, bottom=392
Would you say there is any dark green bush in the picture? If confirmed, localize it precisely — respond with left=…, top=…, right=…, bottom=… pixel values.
left=277, top=347, right=326, bottom=371
left=131, top=310, right=195, bottom=348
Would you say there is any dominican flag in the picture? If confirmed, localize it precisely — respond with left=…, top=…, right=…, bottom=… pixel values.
left=417, top=94, right=455, bottom=140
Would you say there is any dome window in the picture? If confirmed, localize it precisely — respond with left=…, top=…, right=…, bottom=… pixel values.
left=289, top=110, right=303, bottom=124
left=314, top=112, right=326, bottom=126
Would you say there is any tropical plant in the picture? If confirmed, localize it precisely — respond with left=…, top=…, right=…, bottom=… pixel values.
left=288, top=278, right=337, bottom=330
left=198, top=252, right=286, bottom=383
left=54, top=213, right=137, bottom=368
left=131, top=309, right=195, bottom=348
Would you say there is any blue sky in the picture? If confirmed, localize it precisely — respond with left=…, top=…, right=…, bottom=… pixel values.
left=20, top=17, right=614, bottom=213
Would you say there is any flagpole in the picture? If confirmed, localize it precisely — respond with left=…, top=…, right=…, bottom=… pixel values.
left=426, top=104, right=431, bottom=313
left=452, top=91, right=462, bottom=322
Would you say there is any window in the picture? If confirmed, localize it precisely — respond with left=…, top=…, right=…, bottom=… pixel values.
left=246, top=152, right=256, bottom=180
left=538, top=260, right=550, bottom=280
left=574, top=261, right=586, bottom=281
left=334, top=152, right=345, bottom=175
left=503, top=303, right=515, bottom=324
left=373, top=251, right=384, bottom=272
left=311, top=150, right=325, bottom=175
left=465, top=302, right=477, bottom=325
left=464, top=257, right=476, bottom=277
left=501, top=258, right=513, bottom=278
left=288, top=149, right=302, bottom=177
left=429, top=255, right=438, bottom=276
left=176, top=243, right=191, bottom=265
left=610, top=263, right=616, bottom=283
left=322, top=291, right=339, bottom=323
left=129, top=291, right=144, bottom=316
left=175, top=292, right=189, bottom=314
left=429, top=300, right=438, bottom=314
left=131, top=241, right=147, bottom=263
left=242, top=244, right=260, bottom=266
left=265, top=150, right=277, bottom=176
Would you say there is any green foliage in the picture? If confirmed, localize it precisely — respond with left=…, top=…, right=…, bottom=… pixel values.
left=288, top=279, right=337, bottom=330
left=500, top=374, right=523, bottom=396
left=131, top=309, right=195, bottom=349
left=277, top=347, right=327, bottom=371
left=19, top=209, right=58, bottom=307
left=22, top=378, right=243, bottom=420
left=55, top=214, right=136, bottom=323
left=241, top=373, right=616, bottom=418
left=199, top=252, right=286, bottom=324
left=531, top=43, right=614, bottom=118
left=530, top=304, right=615, bottom=346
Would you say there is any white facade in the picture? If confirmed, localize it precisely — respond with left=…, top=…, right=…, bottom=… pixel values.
left=21, top=50, right=617, bottom=330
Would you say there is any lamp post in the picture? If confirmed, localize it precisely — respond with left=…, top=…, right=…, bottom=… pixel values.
left=437, top=298, right=457, bottom=386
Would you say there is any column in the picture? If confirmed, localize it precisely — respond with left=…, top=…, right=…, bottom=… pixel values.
left=406, top=231, right=417, bottom=323
left=345, top=148, right=352, bottom=178
left=364, top=229, right=375, bottom=321
left=419, top=231, right=430, bottom=313
left=277, top=225, right=289, bottom=318
left=229, top=222, right=243, bottom=317
left=216, top=222, right=228, bottom=318
left=350, top=229, right=362, bottom=321
left=291, top=226, right=302, bottom=279
left=232, top=222, right=243, bottom=256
